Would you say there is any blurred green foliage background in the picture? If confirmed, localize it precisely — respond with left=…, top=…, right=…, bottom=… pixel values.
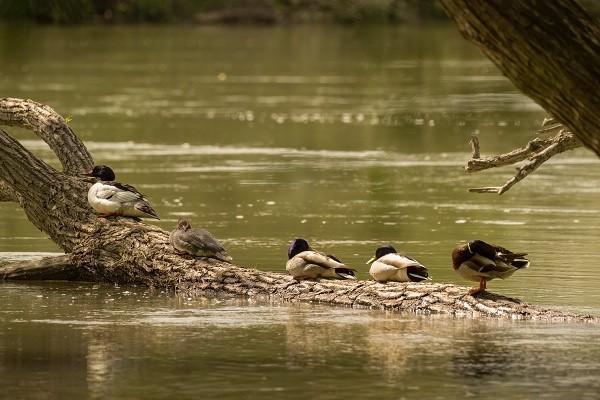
left=0, top=0, right=446, bottom=24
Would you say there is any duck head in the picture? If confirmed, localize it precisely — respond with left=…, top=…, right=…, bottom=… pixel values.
left=451, top=242, right=472, bottom=269
left=288, top=238, right=310, bottom=259
left=177, top=218, right=192, bottom=231
left=366, top=244, right=397, bottom=264
left=84, top=165, right=115, bottom=181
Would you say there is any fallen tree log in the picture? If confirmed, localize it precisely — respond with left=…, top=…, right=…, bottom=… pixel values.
left=0, top=252, right=596, bottom=322
left=0, top=97, right=597, bottom=322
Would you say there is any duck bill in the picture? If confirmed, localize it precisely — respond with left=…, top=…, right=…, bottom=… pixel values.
left=365, top=256, right=376, bottom=265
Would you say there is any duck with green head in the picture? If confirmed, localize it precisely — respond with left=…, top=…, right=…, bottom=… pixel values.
left=366, top=244, right=430, bottom=283
left=452, top=240, right=529, bottom=295
left=286, top=238, right=356, bottom=280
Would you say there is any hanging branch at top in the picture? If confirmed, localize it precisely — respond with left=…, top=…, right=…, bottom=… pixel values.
left=465, top=120, right=581, bottom=194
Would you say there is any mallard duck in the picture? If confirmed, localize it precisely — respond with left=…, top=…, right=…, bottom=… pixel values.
left=170, top=218, right=232, bottom=262
left=452, top=240, right=529, bottom=295
left=84, top=165, right=159, bottom=220
left=286, top=238, right=356, bottom=280
left=366, top=244, right=430, bottom=283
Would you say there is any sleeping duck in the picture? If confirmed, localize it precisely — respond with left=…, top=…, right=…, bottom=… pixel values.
left=452, top=240, right=529, bottom=295
left=84, top=165, right=159, bottom=220
left=366, top=244, right=430, bottom=283
left=170, top=218, right=232, bottom=262
left=286, top=238, right=356, bottom=280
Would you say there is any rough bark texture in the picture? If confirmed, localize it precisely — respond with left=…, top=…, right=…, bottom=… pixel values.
left=0, top=97, right=597, bottom=322
left=439, top=0, right=600, bottom=156
left=0, top=255, right=88, bottom=280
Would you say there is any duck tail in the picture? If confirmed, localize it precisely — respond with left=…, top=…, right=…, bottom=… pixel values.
left=335, top=268, right=357, bottom=280
left=135, top=202, right=160, bottom=220
left=407, top=265, right=430, bottom=282
left=511, top=258, right=530, bottom=269
left=216, top=252, right=233, bottom=263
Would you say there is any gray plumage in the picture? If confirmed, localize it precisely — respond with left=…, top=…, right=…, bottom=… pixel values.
left=170, top=218, right=232, bottom=262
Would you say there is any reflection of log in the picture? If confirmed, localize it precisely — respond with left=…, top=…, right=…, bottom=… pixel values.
left=0, top=98, right=597, bottom=322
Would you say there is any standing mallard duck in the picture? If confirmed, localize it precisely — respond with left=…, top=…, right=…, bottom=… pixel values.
left=85, top=165, right=159, bottom=220
left=452, top=240, right=529, bottom=295
left=286, top=238, right=356, bottom=280
left=366, top=244, right=429, bottom=283
left=170, top=218, right=232, bottom=262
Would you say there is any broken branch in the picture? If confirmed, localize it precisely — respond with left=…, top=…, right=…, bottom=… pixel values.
left=465, top=120, right=581, bottom=194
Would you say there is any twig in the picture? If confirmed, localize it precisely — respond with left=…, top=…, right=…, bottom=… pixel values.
left=470, top=134, right=480, bottom=159
left=465, top=120, right=581, bottom=194
left=466, top=136, right=559, bottom=172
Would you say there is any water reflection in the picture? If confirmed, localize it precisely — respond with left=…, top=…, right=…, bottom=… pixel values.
left=1, top=283, right=600, bottom=399
left=86, top=339, right=112, bottom=399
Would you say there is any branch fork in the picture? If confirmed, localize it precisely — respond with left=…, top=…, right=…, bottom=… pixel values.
left=466, top=119, right=581, bottom=194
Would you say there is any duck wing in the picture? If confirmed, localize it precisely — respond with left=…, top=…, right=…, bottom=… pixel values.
left=97, top=182, right=144, bottom=203
left=487, top=242, right=529, bottom=268
left=468, top=240, right=498, bottom=260
left=463, top=254, right=513, bottom=276
left=299, top=251, right=355, bottom=271
left=182, top=229, right=227, bottom=253
left=378, top=253, right=424, bottom=270
left=111, top=182, right=146, bottom=202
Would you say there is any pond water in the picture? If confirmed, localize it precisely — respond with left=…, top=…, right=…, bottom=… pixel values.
left=0, top=23, right=599, bottom=399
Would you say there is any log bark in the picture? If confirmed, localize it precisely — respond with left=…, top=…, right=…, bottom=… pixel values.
left=0, top=254, right=596, bottom=322
left=0, top=254, right=89, bottom=280
left=439, top=0, right=600, bottom=156
left=0, top=97, right=597, bottom=322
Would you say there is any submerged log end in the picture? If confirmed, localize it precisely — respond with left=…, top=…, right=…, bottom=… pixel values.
left=0, top=254, right=93, bottom=281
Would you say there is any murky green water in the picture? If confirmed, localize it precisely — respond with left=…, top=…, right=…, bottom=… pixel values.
left=1, top=23, right=599, bottom=398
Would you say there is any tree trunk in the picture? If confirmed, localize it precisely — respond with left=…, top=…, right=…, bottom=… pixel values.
left=439, top=0, right=600, bottom=156
left=0, top=98, right=596, bottom=322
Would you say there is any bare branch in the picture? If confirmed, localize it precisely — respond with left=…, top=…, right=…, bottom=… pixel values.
left=465, top=135, right=573, bottom=172
left=467, top=131, right=581, bottom=194
left=469, top=134, right=480, bottom=159
left=0, top=98, right=94, bottom=174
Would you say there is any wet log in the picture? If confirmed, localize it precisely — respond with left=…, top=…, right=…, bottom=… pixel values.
left=0, top=255, right=89, bottom=280
left=0, top=97, right=597, bottom=322
left=0, top=252, right=596, bottom=322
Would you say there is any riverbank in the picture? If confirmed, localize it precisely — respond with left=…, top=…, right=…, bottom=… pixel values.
left=0, top=0, right=446, bottom=24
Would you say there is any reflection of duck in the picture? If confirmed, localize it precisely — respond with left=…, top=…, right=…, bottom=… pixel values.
left=286, top=238, right=356, bottom=280
left=450, top=321, right=516, bottom=381
left=85, top=165, right=159, bottom=219
left=366, top=244, right=429, bottom=282
left=170, top=218, right=232, bottom=262
left=452, top=240, right=529, bottom=295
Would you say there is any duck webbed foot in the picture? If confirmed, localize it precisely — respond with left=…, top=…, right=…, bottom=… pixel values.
left=468, top=278, right=487, bottom=296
